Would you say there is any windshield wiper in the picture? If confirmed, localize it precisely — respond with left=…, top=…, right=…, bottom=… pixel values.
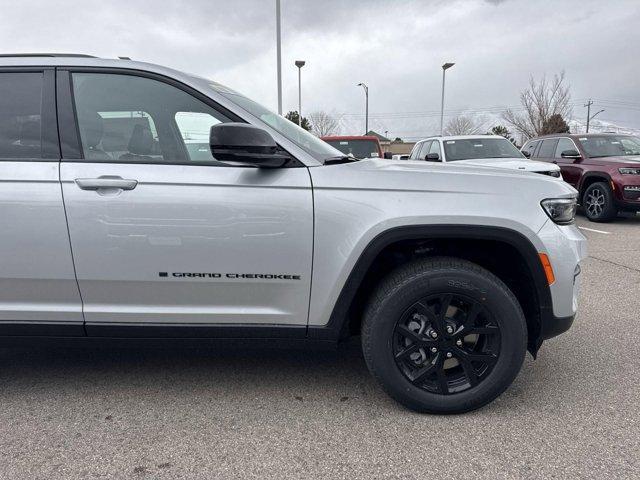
left=324, top=155, right=359, bottom=165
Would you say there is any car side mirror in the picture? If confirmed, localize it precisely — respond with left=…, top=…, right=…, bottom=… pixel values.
left=425, top=153, right=440, bottom=161
left=210, top=123, right=291, bottom=168
left=383, top=151, right=393, bottom=159
left=522, top=150, right=531, bottom=158
left=560, top=149, right=581, bottom=161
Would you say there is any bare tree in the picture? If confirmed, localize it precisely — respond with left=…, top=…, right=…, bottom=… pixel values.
left=502, top=72, right=572, bottom=140
left=309, top=111, right=340, bottom=137
left=444, top=115, right=485, bottom=136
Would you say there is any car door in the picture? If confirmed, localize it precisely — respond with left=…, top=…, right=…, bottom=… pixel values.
left=553, top=137, right=581, bottom=187
left=57, top=70, right=313, bottom=336
left=534, top=138, right=558, bottom=164
left=0, top=68, right=83, bottom=334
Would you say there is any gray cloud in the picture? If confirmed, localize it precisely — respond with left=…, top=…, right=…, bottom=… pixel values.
left=2, top=0, right=639, bottom=138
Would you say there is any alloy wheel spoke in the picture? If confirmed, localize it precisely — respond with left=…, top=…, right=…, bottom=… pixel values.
left=457, top=355, right=479, bottom=387
left=395, top=343, right=420, bottom=360
left=453, top=347, right=498, bottom=365
left=434, top=355, right=449, bottom=394
left=410, top=361, right=438, bottom=384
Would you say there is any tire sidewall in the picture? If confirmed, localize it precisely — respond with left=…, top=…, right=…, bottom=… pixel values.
left=364, top=264, right=526, bottom=413
left=583, top=182, right=616, bottom=222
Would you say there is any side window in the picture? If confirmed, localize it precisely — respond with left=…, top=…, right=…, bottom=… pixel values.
left=554, top=138, right=575, bottom=158
left=537, top=139, right=558, bottom=158
left=0, top=72, right=43, bottom=159
left=175, top=112, right=223, bottom=161
left=71, top=73, right=231, bottom=164
left=522, top=140, right=539, bottom=158
left=409, top=142, right=423, bottom=160
left=418, top=141, right=432, bottom=160
left=429, top=140, right=441, bottom=157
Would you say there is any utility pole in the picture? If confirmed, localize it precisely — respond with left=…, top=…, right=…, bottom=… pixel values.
left=584, top=99, right=593, bottom=133
left=295, top=60, right=306, bottom=126
left=276, top=0, right=282, bottom=115
left=440, top=62, right=455, bottom=136
left=357, top=83, right=369, bottom=135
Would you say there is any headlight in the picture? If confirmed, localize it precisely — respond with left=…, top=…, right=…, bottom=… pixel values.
left=541, top=198, right=577, bottom=225
left=619, top=167, right=640, bottom=175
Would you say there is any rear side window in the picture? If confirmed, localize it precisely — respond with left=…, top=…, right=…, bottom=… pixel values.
left=522, top=140, right=539, bottom=158
left=409, top=142, right=423, bottom=160
left=0, top=72, right=43, bottom=159
left=537, top=139, right=558, bottom=158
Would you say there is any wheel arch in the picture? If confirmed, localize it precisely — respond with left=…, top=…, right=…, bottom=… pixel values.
left=579, top=172, right=612, bottom=200
left=308, top=225, right=553, bottom=355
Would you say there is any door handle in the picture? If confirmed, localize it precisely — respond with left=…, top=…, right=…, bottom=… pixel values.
left=75, top=176, right=138, bottom=191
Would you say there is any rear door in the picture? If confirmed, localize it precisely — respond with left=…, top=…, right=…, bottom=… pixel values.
left=534, top=138, right=558, bottom=164
left=553, top=137, right=581, bottom=187
left=0, top=68, right=82, bottom=334
left=57, top=70, right=313, bottom=335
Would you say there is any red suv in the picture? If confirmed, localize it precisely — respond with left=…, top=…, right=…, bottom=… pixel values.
left=321, top=135, right=387, bottom=159
left=522, top=133, right=640, bottom=222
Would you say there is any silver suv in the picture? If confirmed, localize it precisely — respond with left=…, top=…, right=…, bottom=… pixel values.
left=0, top=54, right=586, bottom=413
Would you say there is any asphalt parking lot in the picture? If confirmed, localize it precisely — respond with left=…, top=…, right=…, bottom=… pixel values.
left=1, top=214, right=639, bottom=479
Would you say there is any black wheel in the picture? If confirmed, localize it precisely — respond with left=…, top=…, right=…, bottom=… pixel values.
left=583, top=181, right=617, bottom=222
left=361, top=257, right=527, bottom=414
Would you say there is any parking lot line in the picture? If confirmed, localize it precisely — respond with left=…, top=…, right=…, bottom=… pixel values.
left=578, top=226, right=611, bottom=235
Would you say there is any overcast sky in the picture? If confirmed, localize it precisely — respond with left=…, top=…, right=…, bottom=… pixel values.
left=3, top=0, right=640, bottom=139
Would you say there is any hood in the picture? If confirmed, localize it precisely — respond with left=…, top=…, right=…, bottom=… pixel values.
left=453, top=157, right=560, bottom=172
left=311, top=158, right=576, bottom=198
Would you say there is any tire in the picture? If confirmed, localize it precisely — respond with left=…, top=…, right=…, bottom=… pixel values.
left=361, top=257, right=527, bottom=414
left=582, top=181, right=617, bottom=222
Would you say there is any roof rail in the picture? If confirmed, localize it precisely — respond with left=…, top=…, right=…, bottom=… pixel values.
left=0, top=53, right=96, bottom=58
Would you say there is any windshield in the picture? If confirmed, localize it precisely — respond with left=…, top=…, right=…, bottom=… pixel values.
left=325, top=139, right=380, bottom=159
left=208, top=82, right=342, bottom=162
left=443, top=137, right=525, bottom=161
left=578, top=135, right=640, bottom=158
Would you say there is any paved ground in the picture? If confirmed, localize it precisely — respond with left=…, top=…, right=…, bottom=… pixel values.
left=1, top=213, right=639, bottom=479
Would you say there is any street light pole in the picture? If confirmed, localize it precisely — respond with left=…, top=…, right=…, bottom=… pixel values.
left=440, top=62, right=455, bottom=136
left=295, top=60, right=306, bottom=126
left=276, top=0, right=282, bottom=115
left=357, top=82, right=369, bottom=135
left=585, top=100, right=604, bottom=133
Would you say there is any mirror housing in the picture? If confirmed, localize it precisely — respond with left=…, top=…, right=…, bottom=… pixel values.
left=522, top=150, right=531, bottom=158
left=425, top=153, right=440, bottom=161
left=383, top=151, right=393, bottom=159
left=210, top=123, right=291, bottom=168
left=561, top=149, right=581, bottom=160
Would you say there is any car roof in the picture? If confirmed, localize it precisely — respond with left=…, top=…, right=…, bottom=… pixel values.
left=530, top=132, right=635, bottom=141
left=321, top=135, right=380, bottom=141
left=416, top=135, right=505, bottom=143
left=0, top=53, right=200, bottom=84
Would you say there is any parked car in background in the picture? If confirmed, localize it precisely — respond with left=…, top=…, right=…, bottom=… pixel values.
left=409, top=135, right=562, bottom=178
left=522, top=133, right=640, bottom=222
left=321, top=135, right=388, bottom=159
left=391, top=154, right=408, bottom=161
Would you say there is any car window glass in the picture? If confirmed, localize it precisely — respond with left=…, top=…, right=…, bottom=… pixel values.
left=537, top=139, right=558, bottom=158
left=0, top=72, right=43, bottom=159
left=523, top=140, right=538, bottom=157
left=429, top=140, right=441, bottom=156
left=175, top=112, right=223, bottom=162
left=554, top=138, right=575, bottom=158
left=71, top=73, right=231, bottom=164
left=409, top=142, right=422, bottom=160
left=418, top=141, right=432, bottom=160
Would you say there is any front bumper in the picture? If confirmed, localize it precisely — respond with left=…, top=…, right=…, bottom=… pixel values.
left=535, top=219, right=587, bottom=344
left=542, top=314, right=575, bottom=340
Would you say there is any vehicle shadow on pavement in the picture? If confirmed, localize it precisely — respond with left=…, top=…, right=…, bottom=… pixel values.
left=0, top=337, right=559, bottom=414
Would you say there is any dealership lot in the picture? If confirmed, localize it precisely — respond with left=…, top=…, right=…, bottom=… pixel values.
left=0, top=215, right=638, bottom=479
